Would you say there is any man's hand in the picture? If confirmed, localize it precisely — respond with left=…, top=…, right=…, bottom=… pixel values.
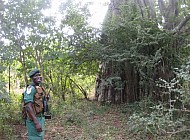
left=35, top=123, right=42, bottom=132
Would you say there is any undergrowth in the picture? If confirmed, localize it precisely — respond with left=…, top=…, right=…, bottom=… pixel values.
left=0, top=94, right=22, bottom=140
left=48, top=91, right=190, bottom=140
left=45, top=99, right=128, bottom=140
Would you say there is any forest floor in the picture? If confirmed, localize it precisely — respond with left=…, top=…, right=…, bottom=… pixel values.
left=7, top=100, right=190, bottom=140
left=12, top=101, right=133, bottom=140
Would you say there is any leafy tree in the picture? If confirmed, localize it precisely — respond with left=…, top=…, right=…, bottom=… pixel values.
left=0, top=0, right=52, bottom=84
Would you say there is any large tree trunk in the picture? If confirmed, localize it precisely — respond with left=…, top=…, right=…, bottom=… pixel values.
left=95, top=0, right=189, bottom=104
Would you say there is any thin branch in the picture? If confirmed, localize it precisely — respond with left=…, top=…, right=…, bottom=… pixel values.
left=69, top=78, right=88, bottom=100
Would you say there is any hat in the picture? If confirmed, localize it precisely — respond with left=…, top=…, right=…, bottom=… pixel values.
left=28, top=69, right=40, bottom=78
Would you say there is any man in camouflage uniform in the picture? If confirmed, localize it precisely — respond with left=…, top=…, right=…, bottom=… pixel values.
left=23, top=69, right=47, bottom=140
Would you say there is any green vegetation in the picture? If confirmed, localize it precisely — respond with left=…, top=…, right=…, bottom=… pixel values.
left=0, top=0, right=190, bottom=139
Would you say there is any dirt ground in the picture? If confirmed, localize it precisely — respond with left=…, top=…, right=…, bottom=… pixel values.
left=13, top=120, right=70, bottom=140
left=13, top=109, right=128, bottom=140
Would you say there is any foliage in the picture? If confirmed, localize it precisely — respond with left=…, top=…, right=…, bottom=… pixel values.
left=126, top=59, right=190, bottom=139
left=99, top=14, right=180, bottom=99
left=95, top=0, right=190, bottom=106
left=0, top=0, right=51, bottom=60
left=0, top=0, right=99, bottom=100
left=0, top=0, right=190, bottom=139
left=0, top=92, right=19, bottom=139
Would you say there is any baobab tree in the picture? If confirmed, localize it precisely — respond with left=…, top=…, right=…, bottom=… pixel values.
left=95, top=0, right=190, bottom=104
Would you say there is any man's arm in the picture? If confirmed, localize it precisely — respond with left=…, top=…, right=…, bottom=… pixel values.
left=25, top=102, right=42, bottom=132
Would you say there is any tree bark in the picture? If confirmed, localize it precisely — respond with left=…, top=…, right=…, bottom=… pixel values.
left=136, top=0, right=156, bottom=18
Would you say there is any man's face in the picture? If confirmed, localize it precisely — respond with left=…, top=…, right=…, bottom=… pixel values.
left=32, top=73, right=42, bottom=84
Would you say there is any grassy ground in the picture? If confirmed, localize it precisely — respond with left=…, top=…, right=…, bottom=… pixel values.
left=6, top=99, right=190, bottom=140
left=13, top=101, right=129, bottom=140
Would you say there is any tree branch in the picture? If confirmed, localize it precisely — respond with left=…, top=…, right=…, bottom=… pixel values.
left=173, top=14, right=190, bottom=33
left=69, top=78, right=88, bottom=100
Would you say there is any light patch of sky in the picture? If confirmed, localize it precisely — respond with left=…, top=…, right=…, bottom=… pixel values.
left=78, top=0, right=109, bottom=28
left=43, top=0, right=109, bottom=28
